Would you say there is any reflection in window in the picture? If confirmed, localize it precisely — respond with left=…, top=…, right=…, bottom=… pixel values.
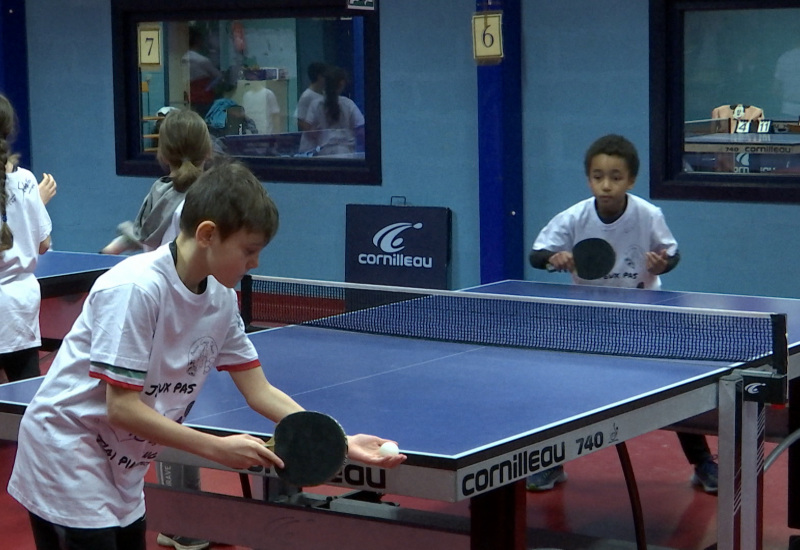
left=681, top=9, right=800, bottom=176
left=651, top=0, right=800, bottom=203
left=140, top=18, right=366, bottom=161
left=114, top=0, right=381, bottom=184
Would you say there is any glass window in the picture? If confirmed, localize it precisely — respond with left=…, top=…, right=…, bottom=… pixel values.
left=650, top=0, right=800, bottom=202
left=113, top=0, right=381, bottom=184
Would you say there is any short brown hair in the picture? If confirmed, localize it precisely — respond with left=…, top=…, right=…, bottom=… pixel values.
left=180, top=160, right=279, bottom=243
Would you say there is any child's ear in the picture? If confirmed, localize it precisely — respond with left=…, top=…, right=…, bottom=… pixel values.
left=195, top=221, right=217, bottom=248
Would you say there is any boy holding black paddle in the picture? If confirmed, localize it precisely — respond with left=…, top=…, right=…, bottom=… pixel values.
left=530, top=134, right=678, bottom=289
left=527, top=134, right=717, bottom=494
left=8, top=160, right=405, bottom=550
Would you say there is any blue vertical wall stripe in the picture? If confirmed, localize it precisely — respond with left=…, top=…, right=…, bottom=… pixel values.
left=476, top=0, right=523, bottom=284
left=0, top=0, right=32, bottom=167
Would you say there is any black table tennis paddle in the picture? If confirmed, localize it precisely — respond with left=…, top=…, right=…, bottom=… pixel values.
left=572, top=238, right=616, bottom=280
left=265, top=411, right=348, bottom=487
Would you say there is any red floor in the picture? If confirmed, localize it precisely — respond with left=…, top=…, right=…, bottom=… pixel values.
left=0, top=431, right=797, bottom=550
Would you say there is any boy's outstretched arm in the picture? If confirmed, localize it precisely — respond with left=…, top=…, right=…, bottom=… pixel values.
left=230, top=366, right=406, bottom=468
left=106, top=383, right=283, bottom=470
left=529, top=249, right=554, bottom=269
left=531, top=248, right=575, bottom=273
left=229, top=366, right=305, bottom=424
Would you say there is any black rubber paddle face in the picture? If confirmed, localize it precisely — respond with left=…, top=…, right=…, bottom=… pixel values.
left=272, top=411, right=348, bottom=487
left=572, top=238, right=616, bottom=280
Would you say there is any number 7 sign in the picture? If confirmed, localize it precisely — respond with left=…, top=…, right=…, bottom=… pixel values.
left=138, top=28, right=161, bottom=66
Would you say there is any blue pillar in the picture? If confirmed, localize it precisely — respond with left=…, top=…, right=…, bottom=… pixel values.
left=0, top=0, right=32, bottom=166
left=476, top=0, right=523, bottom=284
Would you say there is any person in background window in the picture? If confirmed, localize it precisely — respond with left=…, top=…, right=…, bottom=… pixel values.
left=300, top=66, right=365, bottom=156
left=295, top=62, right=327, bottom=132
left=182, top=27, right=222, bottom=119
left=774, top=40, right=800, bottom=121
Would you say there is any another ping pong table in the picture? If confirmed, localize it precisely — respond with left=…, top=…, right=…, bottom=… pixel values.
left=34, top=250, right=125, bottom=298
left=1, top=277, right=798, bottom=550
left=683, top=132, right=800, bottom=174
left=684, top=132, right=800, bottom=155
left=33, top=250, right=125, bottom=349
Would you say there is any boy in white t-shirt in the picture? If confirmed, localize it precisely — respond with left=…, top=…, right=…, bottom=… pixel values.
left=8, top=160, right=406, bottom=550
left=527, top=134, right=718, bottom=493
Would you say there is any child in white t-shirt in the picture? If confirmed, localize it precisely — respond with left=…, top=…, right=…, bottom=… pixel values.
left=295, top=61, right=327, bottom=131
left=300, top=66, right=365, bottom=156
left=0, top=94, right=53, bottom=383
left=528, top=134, right=718, bottom=494
left=9, top=160, right=406, bottom=549
left=101, top=108, right=212, bottom=255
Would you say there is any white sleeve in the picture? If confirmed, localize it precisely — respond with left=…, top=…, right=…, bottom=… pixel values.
left=87, top=284, right=158, bottom=388
left=267, top=89, right=280, bottom=116
left=650, top=208, right=678, bottom=256
left=532, top=210, right=575, bottom=252
left=350, top=102, right=365, bottom=128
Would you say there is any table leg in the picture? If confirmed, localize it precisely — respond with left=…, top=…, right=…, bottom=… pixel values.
left=718, top=374, right=765, bottom=550
left=742, top=399, right=765, bottom=550
left=469, top=480, right=526, bottom=550
left=789, top=377, right=800, bottom=528
left=718, top=375, right=743, bottom=550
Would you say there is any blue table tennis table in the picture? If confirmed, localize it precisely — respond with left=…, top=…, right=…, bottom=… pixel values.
left=34, top=250, right=125, bottom=298
left=684, top=132, right=800, bottom=155
left=1, top=276, right=798, bottom=550
left=683, top=132, right=800, bottom=174
left=33, top=251, right=125, bottom=349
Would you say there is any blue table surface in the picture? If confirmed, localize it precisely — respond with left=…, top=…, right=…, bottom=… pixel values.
left=3, top=279, right=799, bottom=460
left=34, top=250, right=124, bottom=278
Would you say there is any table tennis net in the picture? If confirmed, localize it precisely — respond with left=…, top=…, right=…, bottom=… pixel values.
left=240, top=275, right=783, bottom=364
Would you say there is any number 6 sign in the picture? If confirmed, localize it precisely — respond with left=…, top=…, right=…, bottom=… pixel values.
left=472, top=12, right=504, bottom=64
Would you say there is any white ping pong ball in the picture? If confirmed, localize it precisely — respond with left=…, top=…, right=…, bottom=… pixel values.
left=379, top=442, right=400, bottom=456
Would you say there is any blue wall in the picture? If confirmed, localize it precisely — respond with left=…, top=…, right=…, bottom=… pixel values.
left=0, top=0, right=32, bottom=166
left=518, top=1, right=800, bottom=299
left=19, top=1, right=800, bottom=298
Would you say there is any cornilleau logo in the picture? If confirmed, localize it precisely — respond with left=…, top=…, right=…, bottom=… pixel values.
left=744, top=382, right=766, bottom=395
left=373, top=222, right=421, bottom=252
left=358, top=222, right=433, bottom=268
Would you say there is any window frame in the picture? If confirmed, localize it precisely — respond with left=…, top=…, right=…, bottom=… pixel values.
left=111, top=0, right=382, bottom=184
left=650, top=0, right=800, bottom=203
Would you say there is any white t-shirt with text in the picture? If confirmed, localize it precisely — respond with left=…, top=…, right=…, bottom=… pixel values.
left=8, top=246, right=259, bottom=528
left=532, top=194, right=678, bottom=290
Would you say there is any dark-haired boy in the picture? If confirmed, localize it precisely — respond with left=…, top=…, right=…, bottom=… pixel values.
left=527, top=134, right=717, bottom=493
